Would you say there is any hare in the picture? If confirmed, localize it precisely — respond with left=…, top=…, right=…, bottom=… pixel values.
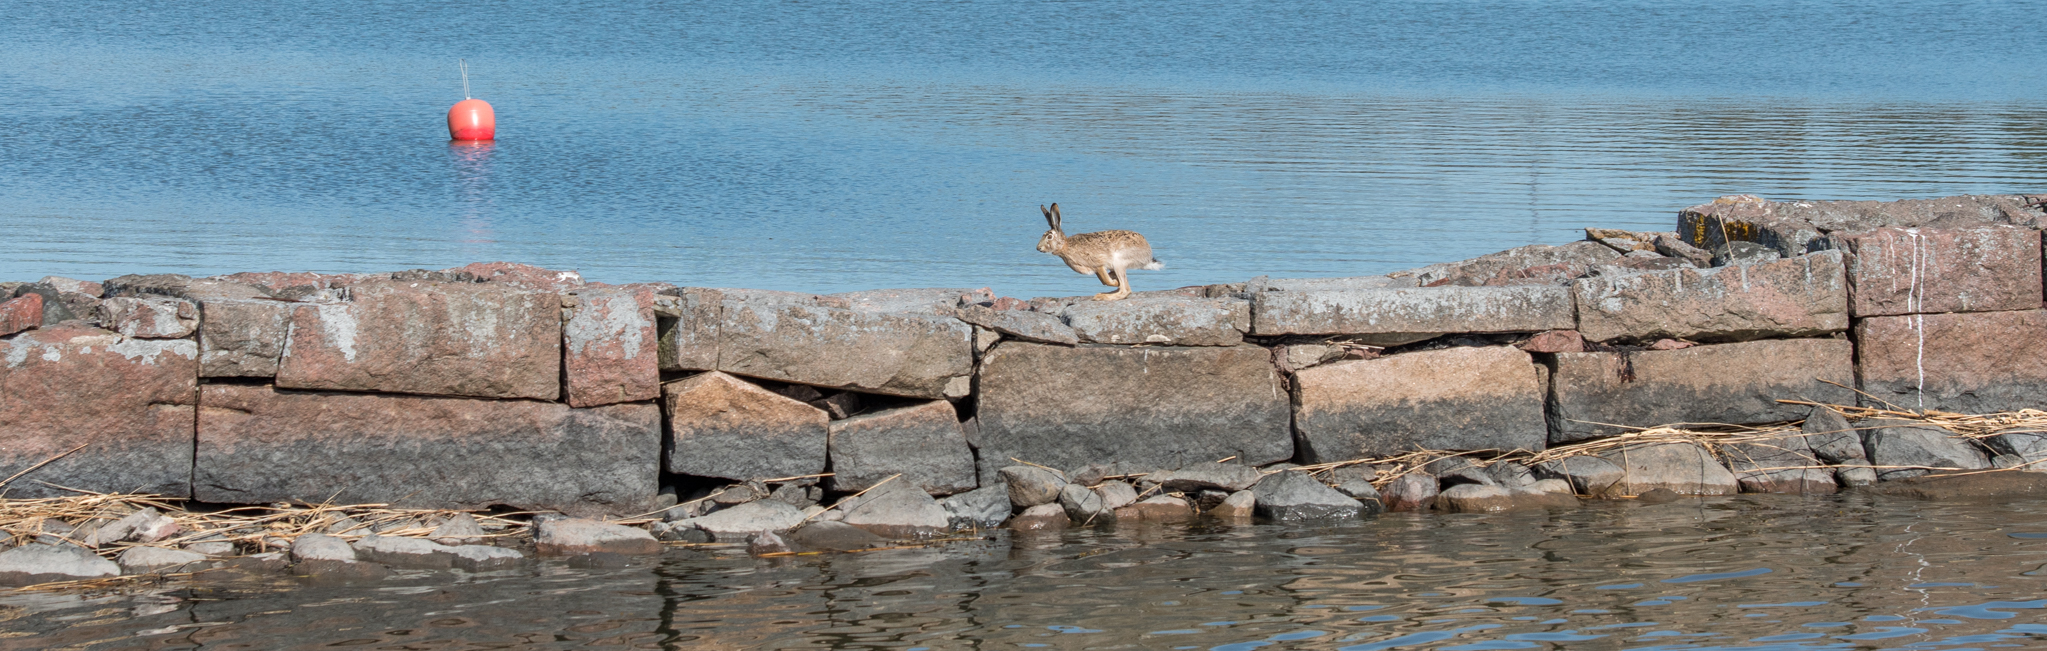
left=1035, top=203, right=1164, bottom=301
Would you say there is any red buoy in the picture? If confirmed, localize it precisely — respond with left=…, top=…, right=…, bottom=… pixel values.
left=448, top=98, right=496, bottom=141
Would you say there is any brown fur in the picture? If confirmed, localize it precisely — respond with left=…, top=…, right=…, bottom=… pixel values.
left=1036, top=204, right=1161, bottom=300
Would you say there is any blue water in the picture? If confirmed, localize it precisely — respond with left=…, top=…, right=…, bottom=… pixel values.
left=4, top=1, right=2045, bottom=296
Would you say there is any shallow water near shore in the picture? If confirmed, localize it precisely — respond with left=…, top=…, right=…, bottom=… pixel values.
left=6, top=1, right=2047, bottom=295
left=6, top=494, right=2047, bottom=649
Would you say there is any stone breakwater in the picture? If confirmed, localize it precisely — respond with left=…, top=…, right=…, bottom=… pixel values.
left=7, top=193, right=2047, bottom=554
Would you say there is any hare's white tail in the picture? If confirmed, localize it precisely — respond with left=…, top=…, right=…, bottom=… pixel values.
left=1141, top=258, right=1165, bottom=271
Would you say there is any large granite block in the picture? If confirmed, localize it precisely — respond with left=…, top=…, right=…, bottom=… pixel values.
left=1837, top=226, right=2042, bottom=316
left=1, top=325, right=197, bottom=498
left=1855, top=310, right=2047, bottom=413
left=563, top=286, right=660, bottom=408
left=1293, top=346, right=1546, bottom=462
left=717, top=294, right=973, bottom=399
left=197, top=299, right=293, bottom=378
left=1058, top=295, right=1249, bottom=346
left=275, top=280, right=562, bottom=400
left=975, top=342, right=1291, bottom=478
left=1250, top=285, right=1573, bottom=343
left=1677, top=194, right=2047, bottom=256
left=1548, top=339, right=1856, bottom=443
left=662, top=371, right=829, bottom=481
left=196, top=385, right=658, bottom=516
left=826, top=399, right=977, bottom=495
left=1573, top=251, right=1847, bottom=343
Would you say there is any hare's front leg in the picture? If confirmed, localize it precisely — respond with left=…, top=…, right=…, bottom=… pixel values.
left=1093, top=264, right=1133, bottom=300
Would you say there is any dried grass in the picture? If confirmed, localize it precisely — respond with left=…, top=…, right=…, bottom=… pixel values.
left=1, top=485, right=530, bottom=563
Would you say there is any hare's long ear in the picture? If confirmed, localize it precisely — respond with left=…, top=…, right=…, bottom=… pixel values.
left=1049, top=203, right=1062, bottom=231
left=1041, top=204, right=1055, bottom=229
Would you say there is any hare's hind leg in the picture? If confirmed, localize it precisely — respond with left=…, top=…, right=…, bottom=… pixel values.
left=1095, top=268, right=1118, bottom=287
left=1093, top=263, right=1133, bottom=300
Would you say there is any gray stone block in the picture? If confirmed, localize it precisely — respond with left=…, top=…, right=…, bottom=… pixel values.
left=975, top=342, right=1291, bottom=479
left=1294, top=346, right=1546, bottom=462
left=1547, top=339, right=1855, bottom=443
left=196, top=298, right=292, bottom=377
left=1250, top=284, right=1573, bottom=342
left=197, top=385, right=659, bottom=517
left=1572, top=251, right=1847, bottom=344
left=826, top=400, right=976, bottom=496
left=663, top=372, right=829, bottom=482
left=956, top=305, right=1077, bottom=346
left=1058, top=294, right=1248, bottom=346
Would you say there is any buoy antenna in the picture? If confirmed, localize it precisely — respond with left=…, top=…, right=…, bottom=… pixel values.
left=459, top=59, right=472, bottom=99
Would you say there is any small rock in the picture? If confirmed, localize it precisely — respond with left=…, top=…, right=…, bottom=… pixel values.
left=291, top=534, right=357, bottom=563
left=771, top=483, right=822, bottom=509
left=937, top=486, right=1012, bottom=530
left=1115, top=495, right=1195, bottom=523
left=1334, top=478, right=1382, bottom=510
left=1251, top=471, right=1364, bottom=521
left=185, top=541, right=236, bottom=557
left=1007, top=503, right=1068, bottom=531
left=451, top=545, right=525, bottom=571
left=998, top=466, right=1067, bottom=508
left=352, top=535, right=458, bottom=568
left=663, top=500, right=715, bottom=521
left=1646, top=338, right=1694, bottom=351
left=325, top=516, right=365, bottom=535
left=1436, top=484, right=1517, bottom=513
left=1836, top=466, right=1879, bottom=487
left=1530, top=478, right=1574, bottom=495
left=1282, top=344, right=1345, bottom=370
left=838, top=480, right=950, bottom=538
left=1486, top=462, right=1536, bottom=488
left=1381, top=474, right=1440, bottom=512
left=789, top=521, right=887, bottom=551
left=1712, top=241, right=1781, bottom=266
left=86, top=507, right=178, bottom=548
left=671, top=500, right=807, bottom=542
left=1437, top=465, right=1497, bottom=488
left=1518, top=330, right=1586, bottom=354
left=1066, top=464, right=1111, bottom=487
left=1058, top=484, right=1111, bottom=523
left=118, top=547, right=210, bottom=574
left=0, top=544, right=121, bottom=586
left=1803, top=407, right=1866, bottom=463
left=1863, top=420, right=1992, bottom=481
left=816, top=392, right=863, bottom=420
left=431, top=513, right=486, bottom=546
left=1422, top=457, right=1477, bottom=476
left=1094, top=481, right=1140, bottom=510
left=1600, top=443, right=1739, bottom=495
left=1327, top=466, right=1377, bottom=484
left=1146, top=462, right=1264, bottom=493
left=775, top=384, right=826, bottom=403
left=1534, top=456, right=1626, bottom=495
left=1993, top=454, right=2029, bottom=470
left=748, top=532, right=794, bottom=556
left=1211, top=490, right=1256, bottom=520
left=1634, top=488, right=1684, bottom=504
left=535, top=518, right=662, bottom=556
left=712, top=480, right=771, bottom=505
left=1653, top=234, right=1713, bottom=268
left=1195, top=490, right=1229, bottom=511
left=650, top=522, right=712, bottom=543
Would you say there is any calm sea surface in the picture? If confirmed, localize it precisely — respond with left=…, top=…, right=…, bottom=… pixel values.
left=4, top=1, right=2046, bottom=296
left=6, top=496, right=2047, bottom=649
